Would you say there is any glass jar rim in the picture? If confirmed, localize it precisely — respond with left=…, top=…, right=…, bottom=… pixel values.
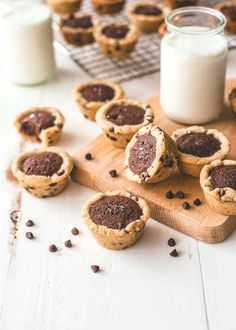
left=166, top=6, right=226, bottom=36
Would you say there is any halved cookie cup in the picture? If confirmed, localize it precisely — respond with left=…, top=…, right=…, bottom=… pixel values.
left=200, top=159, right=236, bottom=215
left=15, top=107, right=65, bottom=147
left=82, top=190, right=150, bottom=250
left=171, top=126, right=230, bottom=177
left=11, top=147, right=73, bottom=198
left=125, top=124, right=178, bottom=184
left=96, top=99, right=154, bottom=148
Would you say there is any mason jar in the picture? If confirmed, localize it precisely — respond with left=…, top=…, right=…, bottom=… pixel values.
left=160, top=7, right=227, bottom=124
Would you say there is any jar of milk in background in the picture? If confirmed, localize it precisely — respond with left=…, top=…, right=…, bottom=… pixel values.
left=0, top=0, right=56, bottom=86
left=160, top=7, right=228, bottom=124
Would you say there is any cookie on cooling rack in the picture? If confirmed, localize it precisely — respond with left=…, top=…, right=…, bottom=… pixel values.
left=91, top=0, right=126, bottom=15
left=46, top=0, right=82, bottom=15
left=215, top=2, right=236, bottom=34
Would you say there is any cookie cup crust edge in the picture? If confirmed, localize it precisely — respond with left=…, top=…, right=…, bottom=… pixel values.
left=200, top=159, right=236, bottom=215
left=82, top=190, right=150, bottom=250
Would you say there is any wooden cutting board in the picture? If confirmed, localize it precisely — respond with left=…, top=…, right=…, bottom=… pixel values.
left=71, top=78, right=236, bottom=243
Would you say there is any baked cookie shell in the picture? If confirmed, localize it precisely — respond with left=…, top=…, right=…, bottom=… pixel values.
left=171, top=126, right=230, bottom=177
left=200, top=159, right=236, bottom=215
left=74, top=80, right=124, bottom=121
left=12, top=147, right=73, bottom=198
left=82, top=190, right=150, bottom=250
left=96, top=99, right=154, bottom=148
left=15, top=107, right=65, bottom=146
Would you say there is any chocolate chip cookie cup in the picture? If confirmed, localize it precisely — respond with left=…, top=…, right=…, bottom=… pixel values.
left=171, top=126, right=230, bottom=177
left=200, top=160, right=236, bottom=215
left=128, top=2, right=164, bottom=34
left=12, top=147, right=73, bottom=198
left=82, top=190, right=150, bottom=250
left=91, top=0, right=125, bottom=15
left=95, top=99, right=154, bottom=148
left=46, top=0, right=82, bottom=15
left=60, top=13, right=95, bottom=46
left=125, top=124, right=178, bottom=184
left=94, top=22, right=139, bottom=59
left=215, top=2, right=236, bottom=34
left=74, top=80, right=124, bottom=121
left=15, top=107, right=65, bottom=147
left=229, top=88, right=236, bottom=114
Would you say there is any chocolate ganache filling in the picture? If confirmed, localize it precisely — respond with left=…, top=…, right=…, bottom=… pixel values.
left=129, top=133, right=156, bottom=175
left=102, top=25, right=129, bottom=39
left=210, top=165, right=236, bottom=190
left=63, top=15, right=93, bottom=29
left=134, top=5, right=162, bottom=16
left=176, top=132, right=221, bottom=157
left=21, top=152, right=63, bottom=177
left=221, top=6, right=236, bottom=21
left=20, top=111, right=55, bottom=137
left=89, top=195, right=143, bottom=229
left=106, top=104, right=145, bottom=126
left=81, top=84, right=115, bottom=102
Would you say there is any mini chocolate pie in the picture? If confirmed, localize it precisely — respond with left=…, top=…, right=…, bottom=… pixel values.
left=200, top=160, right=236, bottom=215
left=229, top=88, right=236, bottom=114
left=128, top=2, right=164, bottom=34
left=46, top=0, right=82, bottom=15
left=91, top=0, right=125, bottom=15
left=215, top=2, right=236, bottom=34
left=15, top=107, right=65, bottom=146
left=11, top=147, right=73, bottom=198
left=74, top=80, right=124, bottom=121
left=164, top=0, right=197, bottom=9
left=172, top=126, right=230, bottom=177
left=96, top=99, right=154, bottom=148
left=125, top=124, right=178, bottom=184
left=94, top=22, right=139, bottom=59
left=82, top=190, right=150, bottom=250
left=60, top=13, right=95, bottom=46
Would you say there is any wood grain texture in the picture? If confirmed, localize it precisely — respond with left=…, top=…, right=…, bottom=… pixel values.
left=72, top=79, right=236, bottom=244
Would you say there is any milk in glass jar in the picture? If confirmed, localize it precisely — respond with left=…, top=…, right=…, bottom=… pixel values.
left=160, top=7, right=227, bottom=124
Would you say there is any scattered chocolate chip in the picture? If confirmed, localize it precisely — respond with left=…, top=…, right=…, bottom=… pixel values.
left=168, top=238, right=176, bottom=247
left=166, top=191, right=174, bottom=199
left=176, top=191, right=185, bottom=199
left=91, top=265, right=100, bottom=273
left=170, top=249, right=178, bottom=257
left=26, top=232, right=34, bottom=239
left=109, top=170, right=118, bottom=178
left=64, top=239, right=72, bottom=248
left=182, top=201, right=190, bottom=209
left=85, top=153, right=92, bottom=160
left=49, top=244, right=57, bottom=252
left=71, top=227, right=79, bottom=235
left=26, top=220, right=34, bottom=227
left=193, top=198, right=201, bottom=206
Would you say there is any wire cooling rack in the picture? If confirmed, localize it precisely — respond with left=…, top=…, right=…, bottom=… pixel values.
left=53, top=0, right=236, bottom=82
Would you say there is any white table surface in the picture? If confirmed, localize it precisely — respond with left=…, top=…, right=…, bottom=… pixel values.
left=0, top=48, right=236, bottom=330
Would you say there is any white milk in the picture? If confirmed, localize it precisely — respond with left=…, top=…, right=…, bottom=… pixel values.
left=160, top=26, right=228, bottom=124
left=0, top=1, right=55, bottom=85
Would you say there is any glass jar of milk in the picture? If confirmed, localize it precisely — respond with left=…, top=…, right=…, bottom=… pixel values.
left=160, top=7, right=227, bottom=124
left=0, top=1, right=56, bottom=86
